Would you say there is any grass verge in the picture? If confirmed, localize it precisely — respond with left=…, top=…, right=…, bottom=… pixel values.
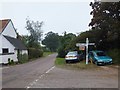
left=55, top=58, right=99, bottom=70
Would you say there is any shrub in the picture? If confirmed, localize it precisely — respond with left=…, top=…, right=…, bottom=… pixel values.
left=18, top=53, right=28, bottom=64
left=8, top=58, right=11, bottom=64
left=28, top=48, right=43, bottom=59
left=10, top=60, right=15, bottom=65
left=8, top=58, right=15, bottom=65
left=42, top=47, right=50, bottom=52
left=107, top=48, right=120, bottom=65
left=57, top=47, right=67, bottom=58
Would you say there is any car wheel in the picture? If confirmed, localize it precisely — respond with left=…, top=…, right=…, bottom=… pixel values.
left=93, top=60, right=96, bottom=64
left=95, top=60, right=98, bottom=65
left=66, top=61, right=68, bottom=63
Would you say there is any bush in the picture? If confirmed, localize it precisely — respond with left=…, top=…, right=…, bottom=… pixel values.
left=8, top=58, right=15, bottom=65
left=11, top=60, right=15, bottom=65
left=18, top=53, right=28, bottom=64
left=57, top=47, right=67, bottom=58
left=107, top=48, right=120, bottom=65
left=42, top=47, right=50, bottom=52
left=28, top=48, right=43, bottom=59
left=8, top=58, right=11, bottom=64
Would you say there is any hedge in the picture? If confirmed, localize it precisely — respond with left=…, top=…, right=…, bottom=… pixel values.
left=28, top=48, right=43, bottom=59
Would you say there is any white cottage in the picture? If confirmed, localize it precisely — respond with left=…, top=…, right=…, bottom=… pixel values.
left=0, top=19, right=28, bottom=64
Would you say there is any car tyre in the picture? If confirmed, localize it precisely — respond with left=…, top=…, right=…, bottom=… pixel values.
left=66, top=60, right=68, bottom=63
left=95, top=60, right=98, bottom=66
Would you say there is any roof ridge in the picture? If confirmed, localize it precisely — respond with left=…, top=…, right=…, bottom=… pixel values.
left=0, top=19, right=11, bottom=21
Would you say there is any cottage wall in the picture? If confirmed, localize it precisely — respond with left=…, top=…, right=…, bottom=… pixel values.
left=0, top=54, right=18, bottom=64
left=21, top=50, right=28, bottom=55
left=0, top=35, right=15, bottom=53
left=0, top=35, right=18, bottom=64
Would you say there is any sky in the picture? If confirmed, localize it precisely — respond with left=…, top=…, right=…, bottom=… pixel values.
left=0, top=0, right=94, bottom=38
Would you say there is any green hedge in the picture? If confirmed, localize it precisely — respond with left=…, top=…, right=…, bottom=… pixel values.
left=107, top=48, right=120, bottom=65
left=28, top=48, right=43, bottom=59
left=18, top=53, right=28, bottom=64
left=57, top=47, right=68, bottom=58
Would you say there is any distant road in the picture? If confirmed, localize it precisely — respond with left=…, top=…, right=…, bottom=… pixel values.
left=2, top=53, right=57, bottom=88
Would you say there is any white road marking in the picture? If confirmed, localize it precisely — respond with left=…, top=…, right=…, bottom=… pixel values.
left=39, top=74, right=45, bottom=79
left=26, top=86, right=30, bottom=89
left=35, top=79, right=39, bottom=82
left=0, top=67, right=9, bottom=70
left=26, top=66, right=55, bottom=89
left=45, top=66, right=55, bottom=74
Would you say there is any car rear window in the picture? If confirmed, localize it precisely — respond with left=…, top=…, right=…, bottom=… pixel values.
left=96, top=52, right=106, bottom=56
left=68, top=52, right=77, bottom=55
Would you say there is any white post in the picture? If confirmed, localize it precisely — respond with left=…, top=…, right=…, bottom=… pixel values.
left=86, top=38, right=89, bottom=64
left=76, top=38, right=94, bottom=65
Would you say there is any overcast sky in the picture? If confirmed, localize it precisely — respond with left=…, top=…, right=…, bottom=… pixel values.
left=0, top=0, right=94, bottom=38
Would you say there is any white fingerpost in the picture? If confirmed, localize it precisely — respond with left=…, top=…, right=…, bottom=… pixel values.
left=86, top=38, right=89, bottom=64
left=76, top=38, right=95, bottom=65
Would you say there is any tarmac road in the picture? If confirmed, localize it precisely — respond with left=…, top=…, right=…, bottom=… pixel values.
left=2, top=53, right=118, bottom=89
left=29, top=65, right=118, bottom=88
left=2, top=54, right=57, bottom=88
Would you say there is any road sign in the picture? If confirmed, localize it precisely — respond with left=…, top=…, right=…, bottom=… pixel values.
left=76, top=43, right=86, bottom=46
left=88, top=43, right=95, bottom=45
left=76, top=43, right=95, bottom=46
left=76, top=38, right=95, bottom=64
left=79, top=46, right=85, bottom=50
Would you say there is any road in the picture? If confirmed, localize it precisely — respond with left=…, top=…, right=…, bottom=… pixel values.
left=2, top=53, right=118, bottom=89
left=29, top=65, right=118, bottom=88
left=2, top=54, right=56, bottom=88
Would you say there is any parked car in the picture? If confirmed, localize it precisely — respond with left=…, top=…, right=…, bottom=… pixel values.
left=88, top=51, right=112, bottom=65
left=65, top=51, right=80, bottom=63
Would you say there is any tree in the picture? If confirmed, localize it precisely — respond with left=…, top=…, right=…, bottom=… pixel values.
left=89, top=1, right=120, bottom=50
left=42, top=31, right=60, bottom=52
left=57, top=32, right=76, bottom=58
left=25, top=18, right=43, bottom=48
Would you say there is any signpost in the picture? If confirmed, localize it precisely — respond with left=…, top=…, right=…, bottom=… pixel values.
left=76, top=38, right=95, bottom=64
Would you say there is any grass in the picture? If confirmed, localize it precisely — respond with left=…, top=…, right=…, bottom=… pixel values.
left=55, top=58, right=99, bottom=70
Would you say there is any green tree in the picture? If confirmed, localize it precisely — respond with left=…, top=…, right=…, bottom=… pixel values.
left=25, top=18, right=43, bottom=48
left=89, top=1, right=120, bottom=50
left=42, top=31, right=60, bottom=52
left=57, top=32, right=76, bottom=58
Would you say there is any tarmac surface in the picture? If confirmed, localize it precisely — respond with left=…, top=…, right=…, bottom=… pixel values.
left=1, top=53, right=118, bottom=89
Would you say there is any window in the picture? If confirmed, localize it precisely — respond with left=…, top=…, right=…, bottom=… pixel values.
left=96, top=52, right=106, bottom=56
left=2, top=48, right=9, bottom=54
